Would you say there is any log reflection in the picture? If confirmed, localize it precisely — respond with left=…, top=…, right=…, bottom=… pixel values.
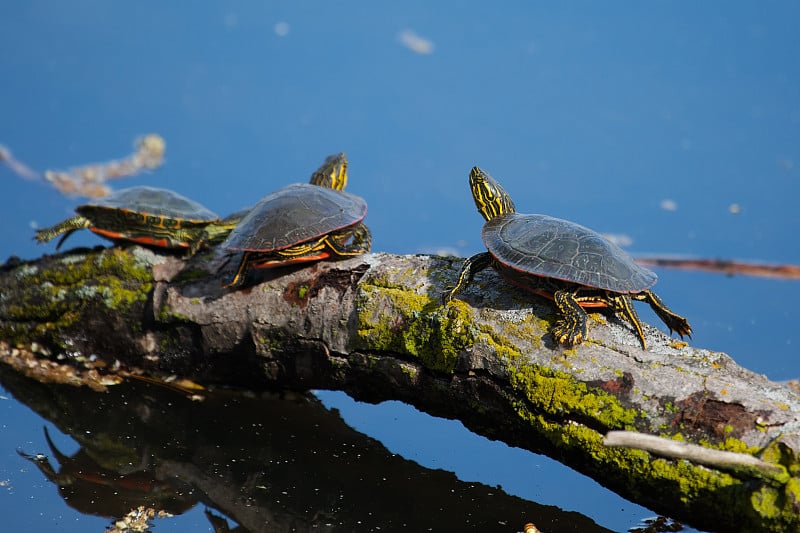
left=1, top=365, right=611, bottom=533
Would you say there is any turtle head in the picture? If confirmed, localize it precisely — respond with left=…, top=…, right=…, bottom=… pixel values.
left=469, top=167, right=516, bottom=221
left=310, top=152, right=348, bottom=191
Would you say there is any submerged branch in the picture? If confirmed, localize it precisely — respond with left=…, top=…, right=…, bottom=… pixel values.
left=635, top=255, right=800, bottom=280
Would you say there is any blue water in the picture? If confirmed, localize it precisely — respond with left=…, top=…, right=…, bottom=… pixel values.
left=2, top=2, right=799, bottom=531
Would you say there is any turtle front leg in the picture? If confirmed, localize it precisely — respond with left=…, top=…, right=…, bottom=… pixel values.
left=634, top=290, right=692, bottom=339
left=327, top=223, right=372, bottom=256
left=608, top=294, right=648, bottom=350
left=551, top=290, right=589, bottom=345
left=35, top=216, right=91, bottom=249
left=188, top=231, right=208, bottom=256
left=443, top=252, right=493, bottom=303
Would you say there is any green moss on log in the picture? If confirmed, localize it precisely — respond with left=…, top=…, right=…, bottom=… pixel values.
left=354, top=273, right=476, bottom=373
left=1, top=248, right=154, bottom=345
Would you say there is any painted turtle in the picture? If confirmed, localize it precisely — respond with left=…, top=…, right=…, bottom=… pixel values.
left=444, top=167, right=691, bottom=349
left=222, top=153, right=371, bottom=288
left=35, top=186, right=235, bottom=254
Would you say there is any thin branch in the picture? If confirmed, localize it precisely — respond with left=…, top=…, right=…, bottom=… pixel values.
left=604, top=430, right=789, bottom=484
left=635, top=256, right=800, bottom=280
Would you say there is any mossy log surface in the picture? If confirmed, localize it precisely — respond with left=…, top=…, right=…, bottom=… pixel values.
left=1, top=246, right=799, bottom=532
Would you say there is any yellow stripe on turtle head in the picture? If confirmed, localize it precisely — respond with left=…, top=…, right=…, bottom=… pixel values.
left=469, top=166, right=516, bottom=221
left=309, top=152, right=348, bottom=190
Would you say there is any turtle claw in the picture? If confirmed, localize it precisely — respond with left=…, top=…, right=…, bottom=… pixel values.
left=551, top=320, right=586, bottom=347
left=441, top=286, right=455, bottom=304
left=635, top=290, right=693, bottom=340
left=670, top=318, right=693, bottom=339
left=659, top=313, right=692, bottom=338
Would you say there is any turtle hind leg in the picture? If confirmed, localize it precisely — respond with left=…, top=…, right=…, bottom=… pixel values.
left=609, top=294, right=648, bottom=350
left=222, top=251, right=252, bottom=289
left=35, top=216, right=91, bottom=248
left=443, top=252, right=493, bottom=304
left=634, top=290, right=692, bottom=338
left=551, top=290, right=589, bottom=345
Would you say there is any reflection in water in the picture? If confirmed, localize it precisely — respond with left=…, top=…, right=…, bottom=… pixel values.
left=1, top=365, right=612, bottom=533
left=19, top=426, right=195, bottom=519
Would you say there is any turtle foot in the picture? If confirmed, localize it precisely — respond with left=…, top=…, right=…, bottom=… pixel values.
left=551, top=320, right=587, bottom=347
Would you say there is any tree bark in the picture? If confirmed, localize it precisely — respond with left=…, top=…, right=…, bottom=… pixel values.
left=1, top=245, right=799, bottom=532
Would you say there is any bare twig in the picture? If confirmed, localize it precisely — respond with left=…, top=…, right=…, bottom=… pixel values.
left=604, top=430, right=789, bottom=484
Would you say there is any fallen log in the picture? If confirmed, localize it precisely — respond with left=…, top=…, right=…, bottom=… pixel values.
left=1, top=246, right=798, bottom=532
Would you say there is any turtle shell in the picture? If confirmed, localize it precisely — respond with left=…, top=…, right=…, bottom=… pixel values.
left=223, top=184, right=367, bottom=252
left=482, top=213, right=656, bottom=293
left=78, top=186, right=219, bottom=224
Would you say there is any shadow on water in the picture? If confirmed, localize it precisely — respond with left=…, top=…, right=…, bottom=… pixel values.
left=0, top=363, right=613, bottom=533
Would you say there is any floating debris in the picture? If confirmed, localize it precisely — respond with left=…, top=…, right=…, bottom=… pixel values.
left=274, top=21, right=290, bottom=37
left=628, top=515, right=684, bottom=532
left=106, top=505, right=173, bottom=533
left=0, top=144, right=40, bottom=180
left=1, top=135, right=165, bottom=198
left=0, top=340, right=122, bottom=391
left=602, top=233, right=633, bottom=247
left=398, top=29, right=434, bottom=55
left=659, top=199, right=678, bottom=212
left=419, top=245, right=460, bottom=257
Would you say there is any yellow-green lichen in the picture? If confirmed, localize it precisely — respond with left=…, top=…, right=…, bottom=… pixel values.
left=747, top=476, right=800, bottom=527
left=516, top=399, right=794, bottom=529
left=760, top=440, right=800, bottom=477
left=255, top=330, right=287, bottom=354
left=751, top=484, right=782, bottom=519
left=512, top=363, right=639, bottom=428
left=355, top=279, right=476, bottom=373
left=158, top=307, right=193, bottom=322
left=487, top=324, right=640, bottom=429
left=515, top=394, right=800, bottom=531
left=663, top=401, right=680, bottom=414
left=478, top=325, right=522, bottom=359
left=1, top=249, right=153, bottom=344
left=297, top=285, right=308, bottom=299
left=484, top=325, right=789, bottom=525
